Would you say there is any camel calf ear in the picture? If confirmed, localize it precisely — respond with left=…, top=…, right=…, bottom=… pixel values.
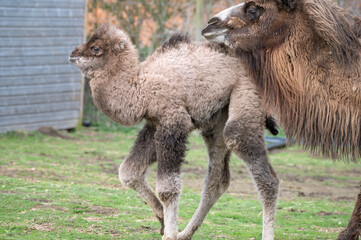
left=277, top=0, right=297, bottom=11
left=114, top=41, right=126, bottom=52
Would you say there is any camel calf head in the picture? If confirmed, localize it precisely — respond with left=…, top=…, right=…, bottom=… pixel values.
left=69, top=23, right=131, bottom=78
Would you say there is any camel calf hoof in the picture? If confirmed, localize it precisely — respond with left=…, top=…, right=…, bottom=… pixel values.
left=177, top=232, right=192, bottom=240
left=160, top=221, right=165, bottom=236
left=162, top=234, right=177, bottom=240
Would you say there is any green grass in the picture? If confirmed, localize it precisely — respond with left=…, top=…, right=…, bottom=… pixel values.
left=0, top=126, right=360, bottom=239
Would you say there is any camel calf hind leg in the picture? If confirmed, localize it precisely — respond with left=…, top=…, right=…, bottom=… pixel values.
left=224, top=120, right=279, bottom=240
left=118, top=123, right=165, bottom=233
left=224, top=83, right=279, bottom=240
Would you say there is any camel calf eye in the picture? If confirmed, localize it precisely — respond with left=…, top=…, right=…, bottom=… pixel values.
left=92, top=46, right=100, bottom=54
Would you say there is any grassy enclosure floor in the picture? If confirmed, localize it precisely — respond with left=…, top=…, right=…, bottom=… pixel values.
left=0, top=126, right=360, bottom=239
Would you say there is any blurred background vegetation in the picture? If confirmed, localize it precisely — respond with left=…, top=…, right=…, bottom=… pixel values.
left=82, top=0, right=361, bottom=130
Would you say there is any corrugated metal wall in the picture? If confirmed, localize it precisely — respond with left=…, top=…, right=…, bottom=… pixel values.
left=0, top=0, right=87, bottom=132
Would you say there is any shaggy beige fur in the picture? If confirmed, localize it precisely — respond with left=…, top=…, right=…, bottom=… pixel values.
left=70, top=24, right=279, bottom=240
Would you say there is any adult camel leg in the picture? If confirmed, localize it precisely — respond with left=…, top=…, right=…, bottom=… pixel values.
left=118, top=122, right=165, bottom=234
left=337, top=185, right=361, bottom=240
left=154, top=118, right=191, bottom=240
left=178, top=112, right=231, bottom=240
left=224, top=82, right=279, bottom=240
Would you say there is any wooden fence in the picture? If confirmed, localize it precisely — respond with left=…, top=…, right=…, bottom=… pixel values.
left=0, top=0, right=87, bottom=132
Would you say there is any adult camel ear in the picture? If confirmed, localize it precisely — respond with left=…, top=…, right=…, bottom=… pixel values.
left=277, top=0, right=297, bottom=11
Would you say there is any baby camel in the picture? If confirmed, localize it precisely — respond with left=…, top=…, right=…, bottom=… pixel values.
left=69, top=23, right=279, bottom=240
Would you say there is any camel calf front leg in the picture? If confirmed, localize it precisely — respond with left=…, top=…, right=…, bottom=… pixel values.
left=178, top=117, right=231, bottom=240
left=119, top=123, right=165, bottom=233
left=155, top=125, right=189, bottom=240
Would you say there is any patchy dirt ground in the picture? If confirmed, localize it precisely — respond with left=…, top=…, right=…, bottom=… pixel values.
left=181, top=148, right=361, bottom=203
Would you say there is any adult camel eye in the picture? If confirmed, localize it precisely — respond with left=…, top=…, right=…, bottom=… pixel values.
left=246, top=5, right=262, bottom=21
left=91, top=46, right=100, bottom=54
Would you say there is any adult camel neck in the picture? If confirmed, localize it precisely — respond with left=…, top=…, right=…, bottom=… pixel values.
left=239, top=26, right=361, bottom=160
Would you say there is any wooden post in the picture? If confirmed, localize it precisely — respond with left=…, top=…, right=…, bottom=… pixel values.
left=194, top=0, right=204, bottom=41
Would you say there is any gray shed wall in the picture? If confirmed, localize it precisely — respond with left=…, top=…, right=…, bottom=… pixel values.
left=0, top=0, right=87, bottom=132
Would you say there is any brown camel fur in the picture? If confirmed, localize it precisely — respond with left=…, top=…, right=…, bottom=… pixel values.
left=202, top=0, right=361, bottom=239
left=353, top=17, right=361, bottom=38
left=69, top=23, right=280, bottom=240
